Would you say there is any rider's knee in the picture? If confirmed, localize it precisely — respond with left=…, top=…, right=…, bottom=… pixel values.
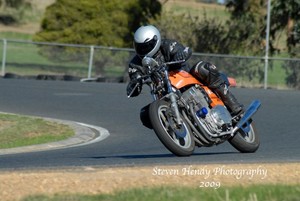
left=190, top=61, right=221, bottom=87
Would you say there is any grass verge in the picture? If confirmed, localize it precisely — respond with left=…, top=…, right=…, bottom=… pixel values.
left=0, top=113, right=74, bottom=149
left=22, top=184, right=300, bottom=201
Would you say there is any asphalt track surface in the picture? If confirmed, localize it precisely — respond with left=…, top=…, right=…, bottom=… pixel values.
left=0, top=79, right=299, bottom=169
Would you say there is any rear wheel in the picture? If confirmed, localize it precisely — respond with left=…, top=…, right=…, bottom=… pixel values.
left=229, top=121, right=260, bottom=153
left=149, top=100, right=195, bottom=156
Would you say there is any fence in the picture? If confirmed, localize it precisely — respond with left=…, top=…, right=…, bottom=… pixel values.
left=1, top=38, right=300, bottom=90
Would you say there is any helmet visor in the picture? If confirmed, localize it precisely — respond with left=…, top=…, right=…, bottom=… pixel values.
left=134, top=36, right=158, bottom=56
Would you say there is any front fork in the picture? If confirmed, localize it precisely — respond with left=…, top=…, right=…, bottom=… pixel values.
left=163, top=70, right=183, bottom=126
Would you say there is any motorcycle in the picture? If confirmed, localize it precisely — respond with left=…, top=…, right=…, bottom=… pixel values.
left=128, top=56, right=261, bottom=156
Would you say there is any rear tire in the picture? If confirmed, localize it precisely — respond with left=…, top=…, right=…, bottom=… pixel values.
left=149, top=100, right=195, bottom=156
left=229, top=121, right=260, bottom=153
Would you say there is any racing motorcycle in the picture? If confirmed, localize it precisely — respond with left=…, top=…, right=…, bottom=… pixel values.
left=128, top=56, right=261, bottom=156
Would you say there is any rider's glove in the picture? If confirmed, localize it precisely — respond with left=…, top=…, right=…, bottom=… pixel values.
left=127, top=74, right=142, bottom=97
left=174, top=47, right=190, bottom=61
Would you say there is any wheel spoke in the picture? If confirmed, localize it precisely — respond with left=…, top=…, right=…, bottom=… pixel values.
left=240, top=126, right=255, bottom=143
left=157, top=104, right=192, bottom=149
left=151, top=100, right=195, bottom=156
left=158, top=111, right=169, bottom=128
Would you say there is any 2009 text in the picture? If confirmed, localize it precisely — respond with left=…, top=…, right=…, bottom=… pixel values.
left=199, top=181, right=221, bottom=189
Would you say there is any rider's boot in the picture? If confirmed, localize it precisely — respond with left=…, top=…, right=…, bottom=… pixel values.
left=214, top=84, right=244, bottom=117
left=189, top=61, right=244, bottom=117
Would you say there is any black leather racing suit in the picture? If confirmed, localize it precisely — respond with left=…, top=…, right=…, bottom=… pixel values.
left=127, top=39, right=192, bottom=97
left=126, top=39, right=243, bottom=115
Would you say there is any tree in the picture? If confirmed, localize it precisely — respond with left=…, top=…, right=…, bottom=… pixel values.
left=225, top=0, right=300, bottom=88
left=226, top=0, right=267, bottom=55
left=226, top=0, right=300, bottom=55
left=270, top=0, right=300, bottom=88
left=0, top=0, right=31, bottom=25
left=34, top=0, right=161, bottom=47
left=33, top=0, right=161, bottom=78
left=148, top=11, right=198, bottom=49
left=271, top=0, right=300, bottom=53
left=148, top=9, right=259, bottom=55
left=0, top=0, right=26, bottom=9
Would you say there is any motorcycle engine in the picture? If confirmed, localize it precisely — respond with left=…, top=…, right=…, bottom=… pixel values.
left=180, top=86, right=210, bottom=109
left=209, top=105, right=232, bottom=132
left=180, top=86, right=232, bottom=135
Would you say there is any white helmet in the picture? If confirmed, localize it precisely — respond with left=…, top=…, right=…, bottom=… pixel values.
left=133, top=25, right=161, bottom=57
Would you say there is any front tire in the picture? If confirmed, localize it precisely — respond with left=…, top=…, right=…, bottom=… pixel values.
left=229, top=121, right=260, bottom=153
left=149, top=100, right=195, bottom=156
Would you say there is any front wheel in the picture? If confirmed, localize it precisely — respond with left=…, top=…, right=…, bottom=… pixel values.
left=149, top=100, right=195, bottom=156
left=229, top=121, right=260, bottom=153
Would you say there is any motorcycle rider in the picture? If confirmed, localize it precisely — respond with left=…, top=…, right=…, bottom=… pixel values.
left=127, top=25, right=243, bottom=116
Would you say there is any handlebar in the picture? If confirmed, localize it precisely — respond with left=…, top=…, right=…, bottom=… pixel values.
left=164, top=59, right=186, bottom=65
left=142, top=56, right=185, bottom=68
left=127, top=57, right=186, bottom=98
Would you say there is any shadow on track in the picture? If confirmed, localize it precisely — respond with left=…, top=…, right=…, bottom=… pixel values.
left=86, top=151, right=237, bottom=159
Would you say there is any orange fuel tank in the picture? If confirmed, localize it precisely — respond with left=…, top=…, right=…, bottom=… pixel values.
left=169, top=70, right=224, bottom=107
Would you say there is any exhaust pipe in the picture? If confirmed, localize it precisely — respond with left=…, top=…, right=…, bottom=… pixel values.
left=231, top=100, right=261, bottom=135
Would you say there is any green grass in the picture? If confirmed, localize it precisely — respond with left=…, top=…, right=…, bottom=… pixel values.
left=0, top=32, right=33, bottom=40
left=0, top=36, right=294, bottom=88
left=163, top=1, right=230, bottom=22
left=1, top=41, right=91, bottom=77
left=267, top=60, right=288, bottom=88
left=0, top=113, right=74, bottom=149
left=0, top=1, right=297, bottom=89
left=0, top=38, right=126, bottom=77
left=22, top=184, right=300, bottom=201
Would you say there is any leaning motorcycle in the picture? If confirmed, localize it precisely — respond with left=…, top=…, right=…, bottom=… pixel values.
left=128, top=56, right=261, bottom=156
